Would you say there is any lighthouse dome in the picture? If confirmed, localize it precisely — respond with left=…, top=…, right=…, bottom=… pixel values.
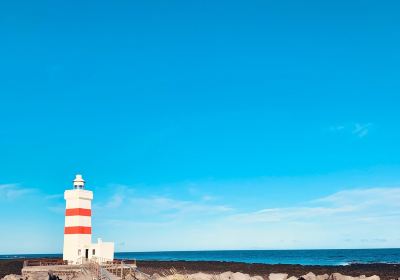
left=73, top=174, right=85, bottom=189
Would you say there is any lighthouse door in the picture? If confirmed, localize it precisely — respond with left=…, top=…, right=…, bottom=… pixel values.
left=85, top=249, right=89, bottom=259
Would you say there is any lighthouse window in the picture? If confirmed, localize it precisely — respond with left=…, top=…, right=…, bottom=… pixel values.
left=78, top=249, right=81, bottom=256
left=92, top=249, right=95, bottom=255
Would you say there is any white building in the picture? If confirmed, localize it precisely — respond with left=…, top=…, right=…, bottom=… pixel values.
left=63, top=174, right=114, bottom=264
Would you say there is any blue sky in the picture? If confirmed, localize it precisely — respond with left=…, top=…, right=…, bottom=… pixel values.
left=1, top=0, right=400, bottom=253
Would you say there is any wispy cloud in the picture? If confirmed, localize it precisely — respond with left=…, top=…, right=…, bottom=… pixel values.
left=131, top=196, right=233, bottom=217
left=230, top=187, right=400, bottom=224
left=45, top=194, right=63, bottom=200
left=352, top=123, right=372, bottom=138
left=330, top=125, right=346, bottom=132
left=47, top=205, right=65, bottom=214
left=90, top=178, right=400, bottom=250
left=230, top=205, right=357, bottom=223
left=97, top=184, right=233, bottom=223
left=315, top=187, right=400, bottom=207
left=0, top=184, right=35, bottom=200
left=106, top=193, right=125, bottom=208
left=330, top=122, right=373, bottom=138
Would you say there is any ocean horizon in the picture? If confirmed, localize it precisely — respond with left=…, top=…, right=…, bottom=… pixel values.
left=1, top=248, right=400, bottom=266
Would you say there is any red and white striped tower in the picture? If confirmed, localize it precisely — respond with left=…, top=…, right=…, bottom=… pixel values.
left=63, top=174, right=93, bottom=264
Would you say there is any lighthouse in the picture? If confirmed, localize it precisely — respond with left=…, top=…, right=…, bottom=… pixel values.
left=63, top=174, right=114, bottom=264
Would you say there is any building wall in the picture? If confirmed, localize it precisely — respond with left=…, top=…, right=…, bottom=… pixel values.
left=86, top=240, right=115, bottom=263
left=96, top=241, right=115, bottom=262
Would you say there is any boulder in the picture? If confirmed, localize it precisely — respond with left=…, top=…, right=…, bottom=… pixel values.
left=2, top=275, right=22, bottom=280
left=316, top=275, right=329, bottom=280
left=269, top=273, right=288, bottom=280
left=302, top=273, right=317, bottom=280
left=287, top=277, right=298, bottom=280
left=219, top=272, right=234, bottom=280
left=329, top=273, right=353, bottom=280
left=365, top=276, right=379, bottom=280
left=329, top=273, right=379, bottom=280
left=231, top=272, right=251, bottom=280
left=190, top=273, right=213, bottom=280
left=165, top=274, right=189, bottom=280
left=250, top=276, right=264, bottom=280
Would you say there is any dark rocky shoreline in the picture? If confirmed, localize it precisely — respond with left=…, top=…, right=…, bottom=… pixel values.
left=0, top=259, right=25, bottom=279
left=1, top=259, right=399, bottom=280
left=134, top=260, right=399, bottom=280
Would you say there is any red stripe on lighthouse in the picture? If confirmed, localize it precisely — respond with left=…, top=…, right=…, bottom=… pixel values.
left=64, top=226, right=92, bottom=234
left=65, top=208, right=91, bottom=216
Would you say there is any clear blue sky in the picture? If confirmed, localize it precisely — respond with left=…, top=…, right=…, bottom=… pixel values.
left=1, top=0, right=400, bottom=254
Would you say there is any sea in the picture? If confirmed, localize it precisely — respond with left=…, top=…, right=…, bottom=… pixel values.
left=1, top=249, right=400, bottom=266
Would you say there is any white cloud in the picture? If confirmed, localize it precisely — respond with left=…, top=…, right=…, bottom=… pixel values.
left=230, top=205, right=357, bottom=223
left=0, top=184, right=35, bottom=200
left=45, top=194, right=63, bottom=200
left=315, top=187, right=400, bottom=207
left=47, top=205, right=65, bottom=214
left=330, top=125, right=345, bottom=132
left=202, top=195, right=216, bottom=201
left=91, top=179, right=400, bottom=250
left=106, top=193, right=124, bottom=208
left=97, top=184, right=233, bottom=224
left=330, top=122, right=373, bottom=138
left=131, top=196, right=232, bottom=217
left=229, top=187, right=400, bottom=225
left=352, top=123, right=372, bottom=138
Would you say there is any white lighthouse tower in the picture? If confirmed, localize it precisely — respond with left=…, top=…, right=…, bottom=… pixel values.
left=63, top=174, right=114, bottom=264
